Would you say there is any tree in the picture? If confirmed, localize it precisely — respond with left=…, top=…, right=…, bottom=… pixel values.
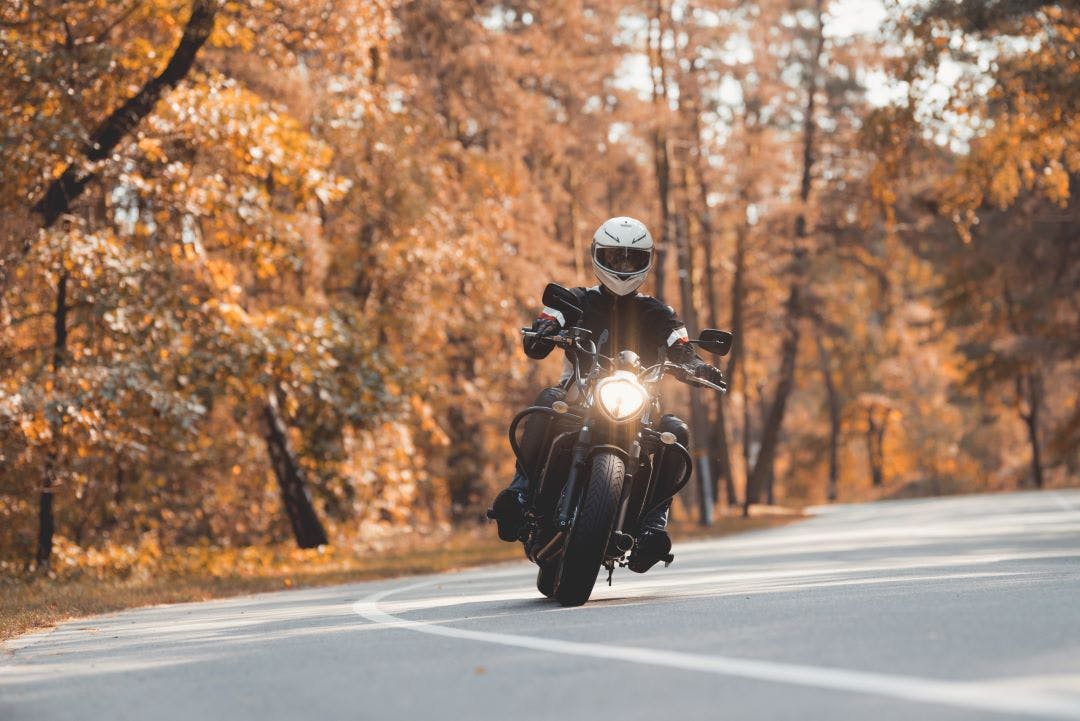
left=744, top=0, right=825, bottom=511
left=869, top=0, right=1080, bottom=489
left=1, top=0, right=397, bottom=563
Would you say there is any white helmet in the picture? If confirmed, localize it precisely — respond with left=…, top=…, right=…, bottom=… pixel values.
left=591, top=216, right=654, bottom=296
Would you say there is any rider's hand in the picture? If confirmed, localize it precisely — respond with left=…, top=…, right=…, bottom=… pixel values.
left=534, top=317, right=560, bottom=337
left=694, top=363, right=725, bottom=387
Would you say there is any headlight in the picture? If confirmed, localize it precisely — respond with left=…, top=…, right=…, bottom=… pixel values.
left=596, top=370, right=648, bottom=421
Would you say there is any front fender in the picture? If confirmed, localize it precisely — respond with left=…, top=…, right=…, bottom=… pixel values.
left=586, top=444, right=631, bottom=466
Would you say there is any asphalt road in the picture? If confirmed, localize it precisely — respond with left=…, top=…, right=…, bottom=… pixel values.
left=3, top=490, right=1080, bottom=720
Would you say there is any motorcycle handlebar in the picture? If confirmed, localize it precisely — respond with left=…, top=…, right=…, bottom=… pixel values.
left=521, top=328, right=569, bottom=345
left=520, top=330, right=727, bottom=393
left=521, top=328, right=594, bottom=358
left=642, top=362, right=726, bottom=393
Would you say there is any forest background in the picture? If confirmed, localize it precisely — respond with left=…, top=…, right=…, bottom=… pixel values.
left=1, top=0, right=1077, bottom=580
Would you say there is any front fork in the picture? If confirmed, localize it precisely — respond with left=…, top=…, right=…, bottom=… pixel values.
left=555, top=427, right=591, bottom=528
left=611, top=440, right=643, bottom=551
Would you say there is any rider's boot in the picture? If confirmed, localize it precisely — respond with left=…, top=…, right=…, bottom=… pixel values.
left=488, top=470, right=529, bottom=542
left=628, top=501, right=672, bottom=573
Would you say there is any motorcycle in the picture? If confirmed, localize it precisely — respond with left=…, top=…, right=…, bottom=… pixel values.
left=503, top=283, right=731, bottom=606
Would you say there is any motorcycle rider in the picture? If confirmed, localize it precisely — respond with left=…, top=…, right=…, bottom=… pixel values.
left=489, top=216, right=725, bottom=572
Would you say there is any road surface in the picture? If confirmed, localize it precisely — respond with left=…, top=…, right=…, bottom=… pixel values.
left=3, top=490, right=1079, bottom=720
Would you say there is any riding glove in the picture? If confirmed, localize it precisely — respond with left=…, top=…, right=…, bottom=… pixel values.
left=694, top=363, right=726, bottom=388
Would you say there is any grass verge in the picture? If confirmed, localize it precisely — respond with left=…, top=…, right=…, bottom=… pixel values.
left=1, top=512, right=799, bottom=645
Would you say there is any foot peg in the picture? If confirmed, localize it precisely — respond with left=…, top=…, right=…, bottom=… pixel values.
left=609, top=531, right=635, bottom=554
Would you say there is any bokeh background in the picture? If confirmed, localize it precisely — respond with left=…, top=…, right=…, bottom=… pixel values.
left=1, top=0, right=1077, bottom=574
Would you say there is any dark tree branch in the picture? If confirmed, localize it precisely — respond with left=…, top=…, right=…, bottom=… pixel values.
left=31, top=0, right=220, bottom=229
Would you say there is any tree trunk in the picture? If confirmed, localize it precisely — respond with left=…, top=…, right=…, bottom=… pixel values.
left=866, top=407, right=887, bottom=488
left=445, top=403, right=483, bottom=517
left=740, top=374, right=754, bottom=516
left=1002, top=286, right=1045, bottom=490
left=565, top=166, right=585, bottom=284
left=37, top=271, right=68, bottom=569
left=794, top=2, right=824, bottom=242
left=711, top=403, right=736, bottom=508
left=36, top=456, right=56, bottom=569
left=445, top=327, right=485, bottom=520
left=817, top=335, right=841, bottom=502
left=760, top=379, right=776, bottom=505
left=102, top=463, right=125, bottom=532
left=730, top=216, right=752, bottom=512
left=746, top=286, right=800, bottom=509
left=648, top=2, right=671, bottom=303
left=674, top=210, right=714, bottom=524
left=688, top=95, right=736, bottom=509
left=730, top=96, right=762, bottom=515
left=260, top=389, right=328, bottom=548
left=1017, top=372, right=1045, bottom=489
left=746, top=0, right=823, bottom=507
left=651, top=140, right=672, bottom=304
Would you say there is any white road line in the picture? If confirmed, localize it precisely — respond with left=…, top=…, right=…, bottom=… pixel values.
left=353, top=579, right=1080, bottom=720
left=372, top=570, right=1041, bottom=617
left=1053, top=493, right=1080, bottom=512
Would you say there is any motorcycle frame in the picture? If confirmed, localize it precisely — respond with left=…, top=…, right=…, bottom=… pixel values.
left=512, top=323, right=715, bottom=565
left=508, top=402, right=693, bottom=563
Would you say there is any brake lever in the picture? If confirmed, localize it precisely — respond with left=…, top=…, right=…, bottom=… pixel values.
left=521, top=328, right=570, bottom=344
left=691, top=377, right=728, bottom=393
left=668, top=363, right=727, bottom=393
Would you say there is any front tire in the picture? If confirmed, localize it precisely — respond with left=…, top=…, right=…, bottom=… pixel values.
left=554, top=451, right=624, bottom=606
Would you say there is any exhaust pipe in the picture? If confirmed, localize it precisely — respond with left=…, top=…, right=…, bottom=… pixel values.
left=535, top=531, right=566, bottom=562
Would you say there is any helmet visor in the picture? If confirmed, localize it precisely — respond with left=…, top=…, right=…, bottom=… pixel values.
left=595, top=246, right=651, bottom=275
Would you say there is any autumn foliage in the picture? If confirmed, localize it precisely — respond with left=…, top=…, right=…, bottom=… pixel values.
left=1, top=0, right=1076, bottom=573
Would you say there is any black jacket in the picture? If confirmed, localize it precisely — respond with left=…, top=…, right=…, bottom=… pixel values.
left=524, top=285, right=703, bottom=371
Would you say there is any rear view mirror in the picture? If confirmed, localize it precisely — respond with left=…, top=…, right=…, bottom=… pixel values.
left=541, top=283, right=583, bottom=326
left=693, top=329, right=733, bottom=357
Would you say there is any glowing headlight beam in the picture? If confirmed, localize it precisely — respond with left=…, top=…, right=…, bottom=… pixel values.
left=597, top=371, right=648, bottom=421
